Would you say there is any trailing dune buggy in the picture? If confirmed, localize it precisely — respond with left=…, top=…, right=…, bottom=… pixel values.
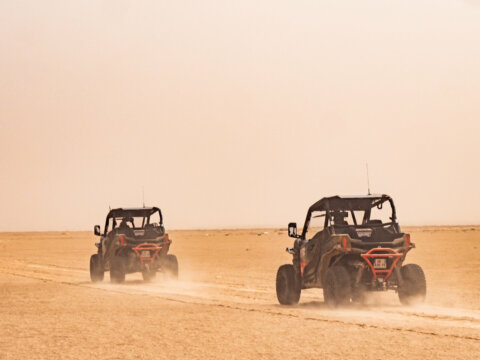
left=276, top=195, right=426, bottom=306
left=89, top=207, right=178, bottom=283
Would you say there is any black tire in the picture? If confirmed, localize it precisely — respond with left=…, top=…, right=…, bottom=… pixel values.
left=164, top=254, right=178, bottom=279
left=110, top=255, right=126, bottom=283
left=351, top=284, right=367, bottom=305
left=276, top=264, right=301, bottom=305
left=89, top=254, right=104, bottom=282
left=398, top=264, right=426, bottom=305
left=142, top=265, right=156, bottom=282
left=323, top=266, right=351, bottom=307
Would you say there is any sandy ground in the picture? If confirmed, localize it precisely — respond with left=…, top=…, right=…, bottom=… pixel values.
left=1, top=226, right=479, bottom=359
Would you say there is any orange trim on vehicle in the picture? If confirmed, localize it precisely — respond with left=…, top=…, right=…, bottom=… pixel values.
left=132, top=243, right=163, bottom=265
left=360, top=248, right=402, bottom=281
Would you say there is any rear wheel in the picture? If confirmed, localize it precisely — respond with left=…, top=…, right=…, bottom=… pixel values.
left=398, top=264, right=426, bottom=305
left=164, top=254, right=179, bottom=279
left=276, top=264, right=301, bottom=305
left=89, top=254, right=104, bottom=282
left=351, top=284, right=367, bottom=305
left=110, top=255, right=126, bottom=283
left=323, top=266, right=351, bottom=307
left=142, top=264, right=156, bottom=282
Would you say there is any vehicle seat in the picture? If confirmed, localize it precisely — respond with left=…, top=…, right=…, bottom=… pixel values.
left=369, top=227, right=403, bottom=242
left=143, top=224, right=165, bottom=239
left=333, top=223, right=358, bottom=239
left=115, top=226, right=135, bottom=239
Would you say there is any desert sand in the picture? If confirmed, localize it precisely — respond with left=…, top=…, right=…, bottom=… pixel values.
left=1, top=226, right=479, bottom=359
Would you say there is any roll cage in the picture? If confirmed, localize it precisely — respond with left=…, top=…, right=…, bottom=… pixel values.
left=300, top=194, right=399, bottom=239
left=102, top=207, right=163, bottom=236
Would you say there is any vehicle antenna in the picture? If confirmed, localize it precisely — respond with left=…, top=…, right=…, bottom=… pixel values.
left=366, top=162, right=371, bottom=195
left=142, top=186, right=145, bottom=208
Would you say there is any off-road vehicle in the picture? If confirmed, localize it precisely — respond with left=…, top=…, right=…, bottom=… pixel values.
left=276, top=195, right=426, bottom=306
left=89, top=207, right=178, bottom=283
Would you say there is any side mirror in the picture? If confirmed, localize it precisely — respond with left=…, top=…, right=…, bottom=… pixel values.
left=94, top=225, right=101, bottom=236
left=288, top=222, right=298, bottom=238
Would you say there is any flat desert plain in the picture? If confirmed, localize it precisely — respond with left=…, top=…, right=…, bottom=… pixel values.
left=1, top=226, right=480, bottom=359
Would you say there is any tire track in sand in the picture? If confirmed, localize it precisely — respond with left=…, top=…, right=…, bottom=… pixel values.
left=2, top=261, right=480, bottom=342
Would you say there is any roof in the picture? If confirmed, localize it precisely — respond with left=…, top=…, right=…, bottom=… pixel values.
left=308, top=194, right=391, bottom=212
left=106, top=207, right=161, bottom=218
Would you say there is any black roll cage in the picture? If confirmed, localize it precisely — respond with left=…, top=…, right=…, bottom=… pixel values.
left=300, top=195, right=398, bottom=239
left=102, top=207, right=163, bottom=236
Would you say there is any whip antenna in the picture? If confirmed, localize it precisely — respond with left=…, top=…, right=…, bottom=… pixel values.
left=142, top=186, right=145, bottom=208
left=366, top=162, right=371, bottom=195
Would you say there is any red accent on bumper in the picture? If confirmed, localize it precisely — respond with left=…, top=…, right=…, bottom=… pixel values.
left=360, top=248, right=403, bottom=281
left=132, top=243, right=163, bottom=265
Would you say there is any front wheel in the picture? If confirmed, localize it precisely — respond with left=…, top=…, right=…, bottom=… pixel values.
left=398, top=264, right=426, bottom=305
left=90, top=254, right=104, bottom=282
left=276, top=264, right=301, bottom=305
left=323, top=266, right=351, bottom=307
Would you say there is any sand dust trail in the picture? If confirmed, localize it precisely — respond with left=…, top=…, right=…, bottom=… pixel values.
left=1, top=228, right=479, bottom=359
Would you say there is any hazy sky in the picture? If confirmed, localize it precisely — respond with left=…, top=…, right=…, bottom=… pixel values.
left=1, top=0, right=479, bottom=231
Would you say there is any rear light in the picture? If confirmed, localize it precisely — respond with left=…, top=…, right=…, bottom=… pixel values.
left=165, top=234, right=169, bottom=242
left=120, top=235, right=124, bottom=245
left=341, top=236, right=351, bottom=251
left=404, top=234, right=411, bottom=251
left=300, top=262, right=306, bottom=276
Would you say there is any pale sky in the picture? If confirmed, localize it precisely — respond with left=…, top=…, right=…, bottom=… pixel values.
left=1, top=0, right=479, bottom=231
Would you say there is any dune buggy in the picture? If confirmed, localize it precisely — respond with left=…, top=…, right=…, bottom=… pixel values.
left=276, top=194, right=426, bottom=306
left=89, top=207, right=178, bottom=283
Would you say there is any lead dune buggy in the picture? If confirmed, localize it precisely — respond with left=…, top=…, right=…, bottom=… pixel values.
left=89, top=207, right=178, bottom=283
left=276, top=195, right=426, bottom=306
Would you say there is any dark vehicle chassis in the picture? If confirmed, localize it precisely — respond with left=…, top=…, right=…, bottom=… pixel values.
left=276, top=195, right=426, bottom=306
left=89, top=207, right=178, bottom=283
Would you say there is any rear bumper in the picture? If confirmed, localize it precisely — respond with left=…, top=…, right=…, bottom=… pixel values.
left=132, top=243, right=163, bottom=265
left=360, top=248, right=403, bottom=281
